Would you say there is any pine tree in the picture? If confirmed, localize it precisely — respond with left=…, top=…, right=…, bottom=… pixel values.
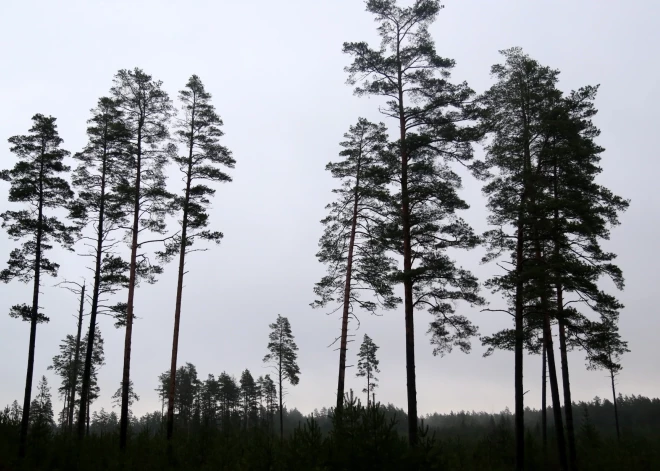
left=239, top=369, right=258, bottom=428
left=68, top=96, right=133, bottom=439
left=217, top=372, right=240, bottom=429
left=158, top=75, right=234, bottom=441
left=541, top=84, right=629, bottom=469
left=29, top=376, right=54, bottom=438
left=343, top=0, right=482, bottom=446
left=0, top=114, right=75, bottom=457
left=356, top=334, right=380, bottom=408
left=263, top=314, right=300, bottom=440
left=110, top=68, right=174, bottom=450
left=258, top=374, right=277, bottom=429
left=312, top=118, right=397, bottom=411
left=477, top=48, right=566, bottom=470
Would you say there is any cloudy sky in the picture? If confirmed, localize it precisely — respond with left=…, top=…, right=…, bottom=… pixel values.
left=1, top=0, right=658, bottom=419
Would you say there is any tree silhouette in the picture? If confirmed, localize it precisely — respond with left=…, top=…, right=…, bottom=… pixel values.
left=110, top=68, right=174, bottom=450
left=312, top=118, right=397, bottom=411
left=263, top=314, right=300, bottom=440
left=158, top=75, right=234, bottom=442
left=356, top=334, right=380, bottom=408
left=343, top=0, right=483, bottom=446
left=0, top=114, right=75, bottom=457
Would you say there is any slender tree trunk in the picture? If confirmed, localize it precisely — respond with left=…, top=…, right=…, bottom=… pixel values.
left=366, top=370, right=371, bottom=409
left=18, top=155, right=45, bottom=459
left=610, top=362, right=620, bottom=441
left=68, top=282, right=85, bottom=431
left=86, top=396, right=90, bottom=436
left=167, top=105, right=195, bottom=441
left=542, top=339, right=548, bottom=459
left=279, top=349, right=283, bottom=441
left=78, top=133, right=109, bottom=440
left=337, top=161, right=361, bottom=412
left=514, top=208, right=526, bottom=471
left=535, top=235, right=568, bottom=471
left=557, top=286, right=577, bottom=470
left=120, top=129, right=142, bottom=451
left=395, top=36, right=417, bottom=448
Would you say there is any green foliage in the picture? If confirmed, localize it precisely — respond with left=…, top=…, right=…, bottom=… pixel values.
left=344, top=0, right=484, bottom=358
left=356, top=334, right=380, bottom=402
left=263, top=314, right=301, bottom=388
left=0, top=113, right=75, bottom=298
left=312, top=118, right=398, bottom=315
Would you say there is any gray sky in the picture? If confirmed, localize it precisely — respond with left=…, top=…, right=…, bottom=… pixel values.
left=1, top=0, right=658, bottom=419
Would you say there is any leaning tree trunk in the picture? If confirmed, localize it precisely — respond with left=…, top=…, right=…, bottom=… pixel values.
left=18, top=158, right=45, bottom=459
left=120, top=133, right=142, bottom=451
left=166, top=151, right=193, bottom=442
left=78, top=141, right=109, bottom=440
left=337, top=162, right=361, bottom=412
left=68, top=282, right=85, bottom=431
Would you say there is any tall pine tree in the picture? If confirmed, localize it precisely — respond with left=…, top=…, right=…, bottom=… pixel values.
left=343, top=0, right=482, bottom=445
left=263, top=314, right=300, bottom=440
left=110, top=68, right=174, bottom=450
left=68, top=96, right=133, bottom=439
left=312, top=118, right=397, bottom=411
left=157, top=75, right=234, bottom=441
left=0, top=114, right=75, bottom=457
left=356, top=334, right=380, bottom=408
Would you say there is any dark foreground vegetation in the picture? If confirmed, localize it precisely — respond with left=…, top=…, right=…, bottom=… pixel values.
left=1, top=393, right=658, bottom=471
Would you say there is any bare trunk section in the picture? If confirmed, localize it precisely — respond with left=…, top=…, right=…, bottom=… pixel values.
left=18, top=153, right=45, bottom=459
left=78, top=125, right=109, bottom=440
left=542, top=339, right=548, bottom=459
left=120, top=129, right=142, bottom=451
left=610, top=360, right=620, bottom=441
left=278, top=333, right=284, bottom=441
left=514, top=208, right=526, bottom=471
left=557, top=287, right=577, bottom=470
left=68, top=282, right=85, bottom=431
left=337, top=159, right=362, bottom=412
left=535, top=236, right=568, bottom=471
left=166, top=96, right=196, bottom=442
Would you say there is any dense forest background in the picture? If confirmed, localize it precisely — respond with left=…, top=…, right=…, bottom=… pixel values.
left=1, top=0, right=659, bottom=470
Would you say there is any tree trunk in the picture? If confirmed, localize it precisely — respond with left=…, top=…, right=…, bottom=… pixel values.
left=78, top=132, right=109, bottom=440
left=557, top=287, right=577, bottom=470
left=86, top=396, right=90, bottom=436
left=514, top=209, right=526, bottom=471
left=542, top=339, right=547, bottom=459
left=167, top=102, right=196, bottom=441
left=366, top=370, right=371, bottom=409
left=120, top=129, right=142, bottom=451
left=278, top=349, right=283, bottom=441
left=69, top=282, right=85, bottom=432
left=337, top=160, right=361, bottom=412
left=535, top=238, right=568, bottom=471
left=610, top=363, right=620, bottom=441
left=18, top=154, right=45, bottom=459
left=395, top=37, right=417, bottom=449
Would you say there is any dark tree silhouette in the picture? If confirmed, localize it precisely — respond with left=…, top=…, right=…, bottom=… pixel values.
left=343, top=0, right=482, bottom=446
left=157, top=75, right=234, bottom=442
left=0, top=114, right=75, bottom=457
left=356, top=334, right=380, bottom=408
left=478, top=48, right=565, bottom=470
left=263, top=314, right=300, bottom=440
left=311, top=118, right=397, bottom=411
left=110, top=68, right=174, bottom=450
left=68, top=96, right=134, bottom=439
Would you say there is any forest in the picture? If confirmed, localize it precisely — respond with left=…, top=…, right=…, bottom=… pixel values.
left=0, top=1, right=658, bottom=470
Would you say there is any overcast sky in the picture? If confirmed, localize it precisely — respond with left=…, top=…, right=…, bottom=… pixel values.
left=1, top=0, right=658, bottom=419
